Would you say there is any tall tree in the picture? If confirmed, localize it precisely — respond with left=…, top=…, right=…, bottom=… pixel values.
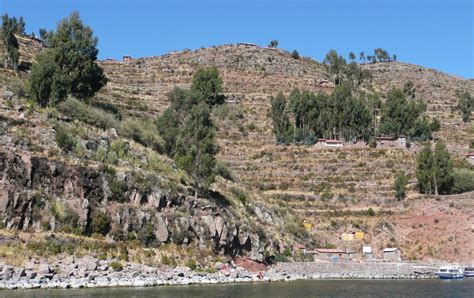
left=269, top=92, right=293, bottom=144
left=268, top=40, right=278, bottom=48
left=349, top=52, right=356, bottom=61
left=432, top=141, right=453, bottom=195
left=28, top=12, right=107, bottom=106
left=323, top=49, right=346, bottom=85
left=416, top=144, right=434, bottom=194
left=359, top=51, right=365, bottom=62
left=174, top=102, right=218, bottom=198
left=416, top=142, right=453, bottom=195
left=1, top=14, right=20, bottom=71
left=17, top=16, right=25, bottom=35
left=458, top=91, right=473, bottom=122
left=394, top=171, right=408, bottom=200
left=191, top=66, right=224, bottom=106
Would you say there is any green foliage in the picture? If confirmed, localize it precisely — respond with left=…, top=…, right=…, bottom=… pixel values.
left=230, top=187, right=247, bottom=205
left=416, top=142, right=453, bottom=195
left=55, top=124, right=77, bottom=153
left=269, top=92, right=293, bottom=144
left=367, top=208, right=376, bottom=216
left=137, top=223, right=157, bottom=247
left=215, top=160, right=235, bottom=181
left=90, top=212, right=111, bottom=236
left=271, top=85, right=373, bottom=144
left=1, top=14, right=20, bottom=71
left=268, top=40, right=278, bottom=48
left=323, top=50, right=346, bottom=85
left=185, top=259, right=197, bottom=270
left=58, top=98, right=119, bottom=129
left=174, top=102, right=218, bottom=197
left=457, top=91, right=473, bottom=122
left=120, top=118, right=164, bottom=152
left=349, top=52, right=356, bottom=60
left=291, top=50, right=300, bottom=59
left=110, top=261, right=123, bottom=271
left=28, top=12, right=107, bottom=106
left=191, top=67, right=224, bottom=106
left=379, top=83, right=439, bottom=140
left=394, top=171, right=408, bottom=200
left=451, top=168, right=474, bottom=194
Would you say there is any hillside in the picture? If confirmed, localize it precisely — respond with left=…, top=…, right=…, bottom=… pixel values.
left=1, top=37, right=473, bottom=264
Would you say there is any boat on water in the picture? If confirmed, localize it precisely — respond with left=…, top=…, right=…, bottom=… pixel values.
left=436, top=266, right=464, bottom=279
left=463, top=266, right=474, bottom=278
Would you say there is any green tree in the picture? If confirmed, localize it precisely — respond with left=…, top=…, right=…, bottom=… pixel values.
left=323, top=50, right=346, bottom=85
left=349, top=52, right=356, bottom=61
left=17, top=16, right=25, bottom=35
left=269, top=92, right=293, bottom=144
left=416, top=142, right=453, bottom=195
left=394, top=171, right=408, bottom=200
left=1, top=14, right=20, bottom=71
left=174, top=103, right=218, bottom=198
left=457, top=91, right=473, bottom=122
left=191, top=67, right=224, bottom=106
left=359, top=51, right=365, bottom=62
left=416, top=144, right=434, bottom=194
left=269, top=40, right=278, bottom=48
left=432, top=141, right=453, bottom=195
left=28, top=12, right=107, bottom=106
left=291, top=49, right=300, bottom=59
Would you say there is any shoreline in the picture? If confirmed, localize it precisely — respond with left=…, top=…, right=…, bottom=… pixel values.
left=0, top=259, right=442, bottom=290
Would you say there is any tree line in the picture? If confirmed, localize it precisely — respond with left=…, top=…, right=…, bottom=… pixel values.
left=1, top=14, right=26, bottom=71
left=270, top=81, right=440, bottom=145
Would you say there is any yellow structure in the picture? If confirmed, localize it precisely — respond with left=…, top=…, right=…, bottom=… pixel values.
left=355, top=231, right=364, bottom=240
left=303, top=221, right=313, bottom=231
left=341, top=233, right=354, bottom=241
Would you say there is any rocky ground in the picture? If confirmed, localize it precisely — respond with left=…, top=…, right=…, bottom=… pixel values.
left=0, top=256, right=442, bottom=290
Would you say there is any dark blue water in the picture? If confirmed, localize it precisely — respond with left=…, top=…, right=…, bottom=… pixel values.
left=2, top=279, right=473, bottom=297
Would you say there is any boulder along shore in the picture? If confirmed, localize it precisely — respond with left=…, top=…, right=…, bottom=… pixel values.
left=0, top=257, right=442, bottom=290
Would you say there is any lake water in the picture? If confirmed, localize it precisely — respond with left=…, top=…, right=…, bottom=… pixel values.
left=2, top=279, right=474, bottom=297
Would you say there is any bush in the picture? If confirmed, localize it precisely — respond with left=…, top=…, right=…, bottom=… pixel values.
left=291, top=50, right=300, bottom=59
left=215, top=160, right=235, bottom=181
left=186, top=259, right=197, bottom=270
left=230, top=187, right=247, bottom=205
left=90, top=212, right=111, bottom=236
left=451, top=169, right=474, bottom=194
left=55, top=124, right=77, bottom=153
left=120, top=118, right=164, bottom=152
left=58, top=98, right=119, bottom=130
left=394, top=171, right=408, bottom=200
left=367, top=208, right=376, bottom=216
left=110, top=261, right=123, bottom=271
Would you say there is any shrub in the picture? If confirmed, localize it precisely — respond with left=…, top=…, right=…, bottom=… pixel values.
left=186, top=259, right=197, bottom=270
left=57, top=98, right=119, bottom=130
left=230, top=187, right=247, bottom=205
left=90, top=212, right=111, bottom=236
left=120, top=118, right=164, bottom=152
left=215, top=160, right=235, bottom=181
left=367, top=208, right=376, bottom=216
left=394, top=171, right=408, bottom=200
left=110, top=261, right=123, bottom=271
left=55, top=124, right=77, bottom=153
left=291, top=50, right=300, bottom=59
left=451, top=168, right=474, bottom=194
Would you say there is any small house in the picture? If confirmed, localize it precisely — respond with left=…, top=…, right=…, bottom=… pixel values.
left=325, top=140, right=343, bottom=147
left=363, top=246, right=373, bottom=260
left=383, top=247, right=401, bottom=261
left=307, top=248, right=353, bottom=261
left=341, top=232, right=354, bottom=241
left=122, top=55, right=132, bottom=63
left=354, top=231, right=364, bottom=240
left=376, top=136, right=407, bottom=149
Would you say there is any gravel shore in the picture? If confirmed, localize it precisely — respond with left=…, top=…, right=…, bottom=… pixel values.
left=0, top=258, right=441, bottom=290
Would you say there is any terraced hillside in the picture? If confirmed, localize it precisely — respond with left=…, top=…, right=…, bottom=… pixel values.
left=1, top=36, right=473, bottom=262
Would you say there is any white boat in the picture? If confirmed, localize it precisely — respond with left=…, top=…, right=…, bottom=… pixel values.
left=436, top=266, right=464, bottom=279
left=463, top=266, right=474, bottom=278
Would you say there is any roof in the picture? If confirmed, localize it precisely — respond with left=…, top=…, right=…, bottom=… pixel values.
left=325, top=139, right=342, bottom=143
left=376, top=136, right=397, bottom=141
left=383, top=247, right=399, bottom=253
left=467, top=152, right=474, bottom=157
left=312, top=248, right=348, bottom=254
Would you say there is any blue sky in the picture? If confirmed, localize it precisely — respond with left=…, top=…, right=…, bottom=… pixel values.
left=2, top=0, right=473, bottom=78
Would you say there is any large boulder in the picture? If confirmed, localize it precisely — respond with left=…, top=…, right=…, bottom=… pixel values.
left=155, top=214, right=169, bottom=243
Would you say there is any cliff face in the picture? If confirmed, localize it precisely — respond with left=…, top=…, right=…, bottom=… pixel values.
left=0, top=150, right=268, bottom=261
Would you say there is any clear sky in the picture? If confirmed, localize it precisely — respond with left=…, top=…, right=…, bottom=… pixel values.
left=2, top=0, right=473, bottom=78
